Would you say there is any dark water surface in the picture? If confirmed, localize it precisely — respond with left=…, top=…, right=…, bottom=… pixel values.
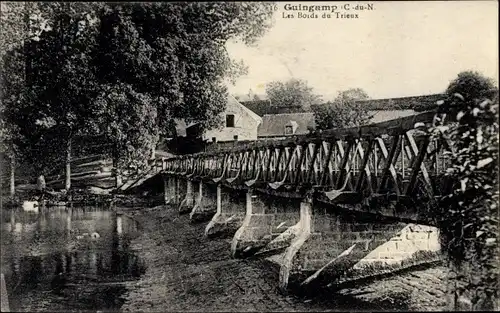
left=1, top=205, right=146, bottom=312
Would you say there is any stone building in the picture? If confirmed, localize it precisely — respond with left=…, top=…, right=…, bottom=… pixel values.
left=191, top=94, right=262, bottom=143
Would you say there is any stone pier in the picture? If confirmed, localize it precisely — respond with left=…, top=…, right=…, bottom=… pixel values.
left=261, top=200, right=441, bottom=293
left=163, top=175, right=181, bottom=207
left=231, top=190, right=301, bottom=258
left=178, top=179, right=197, bottom=214
left=159, top=175, right=442, bottom=296
left=189, top=181, right=218, bottom=223
left=279, top=202, right=406, bottom=292
left=204, top=185, right=246, bottom=238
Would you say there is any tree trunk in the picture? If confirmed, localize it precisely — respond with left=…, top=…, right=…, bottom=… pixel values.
left=65, top=139, right=71, bottom=191
left=9, top=156, right=15, bottom=197
left=115, top=162, right=123, bottom=188
left=115, top=171, right=123, bottom=188
left=113, top=145, right=122, bottom=188
left=150, top=145, right=155, bottom=160
left=0, top=157, right=3, bottom=211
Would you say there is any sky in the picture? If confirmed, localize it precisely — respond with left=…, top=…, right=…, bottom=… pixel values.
left=226, top=1, right=498, bottom=101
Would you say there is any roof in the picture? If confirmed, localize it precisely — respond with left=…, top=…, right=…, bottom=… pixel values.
left=239, top=100, right=307, bottom=116
left=368, top=110, right=417, bottom=124
left=227, top=94, right=262, bottom=123
left=258, top=112, right=315, bottom=137
left=241, top=94, right=445, bottom=117
left=356, top=94, right=445, bottom=111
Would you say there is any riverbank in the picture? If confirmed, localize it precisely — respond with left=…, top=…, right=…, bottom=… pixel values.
left=117, top=204, right=449, bottom=312
left=1, top=190, right=163, bottom=212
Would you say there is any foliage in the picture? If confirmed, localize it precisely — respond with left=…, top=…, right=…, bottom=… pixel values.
left=0, top=48, right=24, bottom=158
left=94, top=83, right=158, bottom=170
left=0, top=2, right=35, bottom=160
left=89, top=1, right=274, bottom=165
left=0, top=2, right=55, bottom=59
left=95, top=2, right=274, bottom=132
left=0, top=2, right=24, bottom=60
left=1, top=2, right=275, bottom=179
left=430, top=71, right=499, bottom=310
left=312, top=88, right=372, bottom=130
left=446, top=71, right=497, bottom=102
left=266, top=78, right=322, bottom=110
left=335, top=88, right=370, bottom=103
left=2, top=3, right=103, bottom=178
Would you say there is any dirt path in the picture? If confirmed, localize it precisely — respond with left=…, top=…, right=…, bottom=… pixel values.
left=338, top=265, right=450, bottom=311
left=118, top=204, right=448, bottom=312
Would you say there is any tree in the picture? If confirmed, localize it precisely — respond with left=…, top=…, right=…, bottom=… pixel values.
left=1, top=47, right=24, bottom=196
left=446, top=70, right=497, bottom=102
left=431, top=71, right=498, bottom=310
left=1, top=2, right=31, bottom=196
left=1, top=2, right=275, bottom=189
left=312, top=88, right=372, bottom=131
left=95, top=2, right=274, bottom=130
left=2, top=2, right=103, bottom=190
left=336, top=88, right=369, bottom=102
left=266, top=78, right=322, bottom=110
left=1, top=2, right=58, bottom=195
left=94, top=83, right=158, bottom=185
left=0, top=2, right=54, bottom=59
left=92, top=2, right=274, bottom=174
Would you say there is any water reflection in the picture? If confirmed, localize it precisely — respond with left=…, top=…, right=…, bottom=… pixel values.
left=117, top=216, right=123, bottom=235
left=1, top=206, right=145, bottom=312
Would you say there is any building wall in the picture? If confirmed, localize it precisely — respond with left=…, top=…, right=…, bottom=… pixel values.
left=203, top=97, right=261, bottom=142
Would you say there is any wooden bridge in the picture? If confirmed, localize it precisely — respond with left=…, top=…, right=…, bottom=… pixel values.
left=164, top=111, right=449, bottom=223
left=155, top=109, right=451, bottom=293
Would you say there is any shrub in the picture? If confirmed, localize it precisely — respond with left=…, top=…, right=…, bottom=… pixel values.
left=430, top=71, right=498, bottom=311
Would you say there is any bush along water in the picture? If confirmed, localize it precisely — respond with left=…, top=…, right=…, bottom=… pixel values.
left=430, top=71, right=499, bottom=311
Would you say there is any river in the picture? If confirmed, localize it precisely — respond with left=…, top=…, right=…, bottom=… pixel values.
left=1, top=202, right=448, bottom=312
left=1, top=205, right=145, bottom=312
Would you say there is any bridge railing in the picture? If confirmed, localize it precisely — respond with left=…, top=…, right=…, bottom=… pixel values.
left=163, top=110, right=450, bottom=201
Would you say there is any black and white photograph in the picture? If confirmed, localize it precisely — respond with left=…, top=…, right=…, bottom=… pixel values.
left=0, top=1, right=498, bottom=312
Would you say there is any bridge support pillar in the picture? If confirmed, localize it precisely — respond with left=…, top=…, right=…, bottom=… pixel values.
left=178, top=179, right=195, bottom=214
left=204, top=185, right=246, bottom=238
left=230, top=190, right=300, bottom=258
left=164, top=175, right=180, bottom=207
left=272, top=201, right=441, bottom=294
left=276, top=198, right=312, bottom=293
left=189, top=181, right=217, bottom=223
